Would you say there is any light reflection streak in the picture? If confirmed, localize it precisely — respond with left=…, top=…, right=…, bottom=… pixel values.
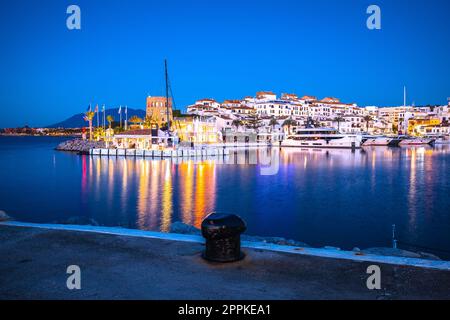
left=180, top=161, right=194, bottom=225
left=408, top=148, right=417, bottom=228
left=161, top=161, right=173, bottom=232
left=137, top=159, right=149, bottom=229
left=84, top=146, right=443, bottom=235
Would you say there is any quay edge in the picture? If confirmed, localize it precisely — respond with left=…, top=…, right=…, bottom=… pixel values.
left=1, top=221, right=450, bottom=272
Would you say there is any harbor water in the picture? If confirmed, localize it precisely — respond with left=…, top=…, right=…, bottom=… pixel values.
left=1, top=136, right=449, bottom=258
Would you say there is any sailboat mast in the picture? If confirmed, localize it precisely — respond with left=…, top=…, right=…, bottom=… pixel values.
left=165, top=59, right=170, bottom=132
left=403, top=86, right=407, bottom=107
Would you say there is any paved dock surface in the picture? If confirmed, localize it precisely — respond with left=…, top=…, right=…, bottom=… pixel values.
left=0, top=225, right=449, bottom=300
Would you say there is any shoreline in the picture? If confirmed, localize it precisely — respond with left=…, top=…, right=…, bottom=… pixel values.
left=1, top=220, right=448, bottom=270
left=1, top=221, right=449, bottom=300
left=0, top=133, right=79, bottom=137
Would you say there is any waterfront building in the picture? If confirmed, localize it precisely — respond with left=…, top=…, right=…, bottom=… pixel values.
left=186, top=104, right=219, bottom=116
left=435, top=104, right=450, bottom=123
left=300, top=95, right=317, bottom=102
left=230, top=105, right=254, bottom=115
left=186, top=98, right=221, bottom=115
left=407, top=116, right=441, bottom=135
left=184, top=91, right=450, bottom=138
left=256, top=91, right=277, bottom=101
left=214, top=115, right=235, bottom=133
left=332, top=115, right=366, bottom=134
left=415, top=124, right=450, bottom=136
left=280, top=93, right=298, bottom=101
left=175, top=116, right=219, bottom=144
left=146, top=96, right=173, bottom=128
left=113, top=129, right=158, bottom=149
left=222, top=99, right=242, bottom=108
left=255, top=100, right=293, bottom=117
left=195, top=98, right=220, bottom=109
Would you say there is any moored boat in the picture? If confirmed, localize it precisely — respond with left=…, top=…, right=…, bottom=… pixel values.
left=281, top=128, right=362, bottom=149
left=423, top=135, right=450, bottom=145
left=362, top=136, right=393, bottom=147
left=398, top=137, right=435, bottom=146
left=387, top=137, right=402, bottom=147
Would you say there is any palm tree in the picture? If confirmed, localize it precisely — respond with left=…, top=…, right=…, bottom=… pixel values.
left=106, top=115, right=114, bottom=129
left=246, top=110, right=262, bottom=132
left=84, top=111, right=95, bottom=141
left=232, top=119, right=243, bottom=131
left=282, top=118, right=297, bottom=135
left=363, top=115, right=373, bottom=132
left=333, top=116, right=345, bottom=132
left=269, top=117, right=278, bottom=132
left=93, top=126, right=105, bottom=140
left=129, top=115, right=143, bottom=126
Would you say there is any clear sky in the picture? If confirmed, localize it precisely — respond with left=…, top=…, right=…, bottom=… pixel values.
left=0, top=0, right=449, bottom=127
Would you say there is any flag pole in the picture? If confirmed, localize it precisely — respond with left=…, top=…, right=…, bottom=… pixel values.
left=125, top=105, right=128, bottom=131
left=119, top=105, right=122, bottom=128
left=103, top=105, right=106, bottom=129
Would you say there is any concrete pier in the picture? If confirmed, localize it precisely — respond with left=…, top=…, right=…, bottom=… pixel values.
left=90, top=146, right=231, bottom=159
left=1, top=223, right=449, bottom=300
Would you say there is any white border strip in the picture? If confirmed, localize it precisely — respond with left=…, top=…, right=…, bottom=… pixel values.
left=2, top=221, right=450, bottom=271
left=0, top=221, right=204, bottom=243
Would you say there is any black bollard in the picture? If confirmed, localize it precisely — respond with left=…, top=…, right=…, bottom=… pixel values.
left=201, top=212, right=247, bottom=263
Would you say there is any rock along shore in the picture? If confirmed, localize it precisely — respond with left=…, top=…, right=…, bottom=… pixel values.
left=55, top=139, right=104, bottom=153
left=169, top=221, right=442, bottom=261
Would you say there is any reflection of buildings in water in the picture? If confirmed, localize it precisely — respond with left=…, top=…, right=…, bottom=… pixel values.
left=225, top=148, right=274, bottom=166
left=133, top=159, right=174, bottom=231
left=179, top=161, right=194, bottom=225
left=94, top=157, right=102, bottom=202
left=161, top=161, right=173, bottom=232
left=148, top=160, right=160, bottom=229
left=167, top=159, right=218, bottom=228
left=248, top=149, right=257, bottom=164
left=423, top=150, right=435, bottom=218
left=81, top=155, right=88, bottom=207
left=121, top=159, right=130, bottom=216
left=81, top=155, right=87, bottom=193
left=137, top=159, right=149, bottom=229
left=406, top=147, right=438, bottom=231
left=193, top=161, right=216, bottom=228
left=83, top=145, right=449, bottom=235
left=281, top=147, right=361, bottom=169
left=408, top=148, right=418, bottom=229
left=107, top=158, right=114, bottom=210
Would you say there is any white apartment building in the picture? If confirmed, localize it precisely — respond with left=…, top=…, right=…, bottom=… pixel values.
left=255, top=101, right=293, bottom=117
left=256, top=91, right=277, bottom=101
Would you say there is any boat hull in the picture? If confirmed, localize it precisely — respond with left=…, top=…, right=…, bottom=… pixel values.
left=362, top=137, right=392, bottom=146
left=282, top=136, right=362, bottom=149
left=399, top=138, right=435, bottom=146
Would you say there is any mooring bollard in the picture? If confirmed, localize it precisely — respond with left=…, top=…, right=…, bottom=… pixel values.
left=201, top=212, right=247, bottom=262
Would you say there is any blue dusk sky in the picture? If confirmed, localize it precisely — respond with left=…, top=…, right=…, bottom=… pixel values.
left=0, top=0, right=449, bottom=127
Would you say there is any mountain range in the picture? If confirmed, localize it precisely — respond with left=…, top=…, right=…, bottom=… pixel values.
left=46, top=107, right=146, bottom=128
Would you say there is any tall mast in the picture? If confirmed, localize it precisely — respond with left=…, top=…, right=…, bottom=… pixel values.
left=165, top=59, right=170, bottom=132
left=403, top=86, right=406, bottom=107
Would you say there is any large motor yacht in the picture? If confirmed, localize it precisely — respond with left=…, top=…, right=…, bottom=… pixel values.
left=281, top=128, right=363, bottom=149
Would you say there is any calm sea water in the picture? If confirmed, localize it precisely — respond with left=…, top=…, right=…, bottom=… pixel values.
left=1, top=136, right=450, bottom=257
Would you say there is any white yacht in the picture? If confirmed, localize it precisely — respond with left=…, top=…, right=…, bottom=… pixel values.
left=362, top=135, right=393, bottom=146
left=423, top=135, right=450, bottom=145
left=282, top=128, right=363, bottom=149
left=398, top=137, right=435, bottom=146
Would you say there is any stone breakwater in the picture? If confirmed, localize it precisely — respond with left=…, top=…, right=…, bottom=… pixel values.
left=56, top=139, right=104, bottom=153
left=0, top=210, right=11, bottom=222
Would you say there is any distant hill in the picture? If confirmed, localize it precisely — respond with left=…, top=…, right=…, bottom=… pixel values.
left=47, top=107, right=146, bottom=128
